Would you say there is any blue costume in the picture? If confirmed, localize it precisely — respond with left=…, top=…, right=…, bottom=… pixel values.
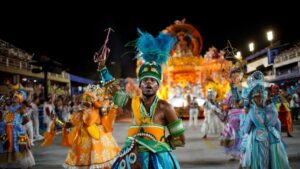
left=0, top=90, right=35, bottom=168
left=240, top=71, right=291, bottom=169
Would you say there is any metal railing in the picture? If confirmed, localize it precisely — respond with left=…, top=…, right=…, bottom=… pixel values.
left=274, top=47, right=300, bottom=64
left=0, top=55, right=69, bottom=80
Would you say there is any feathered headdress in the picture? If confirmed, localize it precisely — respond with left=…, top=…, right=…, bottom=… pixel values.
left=14, top=90, right=27, bottom=103
left=136, top=29, right=176, bottom=84
left=83, top=84, right=105, bottom=101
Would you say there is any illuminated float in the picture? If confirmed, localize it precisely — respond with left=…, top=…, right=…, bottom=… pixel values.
left=135, top=19, right=233, bottom=118
left=162, top=20, right=232, bottom=118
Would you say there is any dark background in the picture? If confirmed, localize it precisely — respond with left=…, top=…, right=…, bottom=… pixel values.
left=1, top=2, right=299, bottom=79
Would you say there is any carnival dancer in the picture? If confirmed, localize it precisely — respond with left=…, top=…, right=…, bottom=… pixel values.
left=97, top=29, right=185, bottom=169
left=270, top=85, right=293, bottom=137
left=41, top=87, right=120, bottom=169
left=240, top=71, right=291, bottom=169
left=189, top=96, right=199, bottom=127
left=290, top=86, right=300, bottom=121
left=169, top=83, right=187, bottom=108
left=42, top=28, right=120, bottom=169
left=0, top=90, right=35, bottom=168
left=193, top=81, right=203, bottom=99
left=219, top=66, right=245, bottom=160
left=61, top=89, right=120, bottom=169
left=43, top=95, right=55, bottom=132
left=30, top=94, right=43, bottom=141
left=22, top=101, right=34, bottom=147
left=201, top=88, right=223, bottom=139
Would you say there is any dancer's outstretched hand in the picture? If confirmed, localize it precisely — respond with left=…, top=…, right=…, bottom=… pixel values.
left=97, top=58, right=106, bottom=70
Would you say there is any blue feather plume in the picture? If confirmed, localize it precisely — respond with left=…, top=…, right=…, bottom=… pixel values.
left=136, top=29, right=175, bottom=65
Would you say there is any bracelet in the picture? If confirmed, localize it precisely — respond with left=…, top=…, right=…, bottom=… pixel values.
left=167, top=119, right=185, bottom=137
left=98, top=66, right=114, bottom=85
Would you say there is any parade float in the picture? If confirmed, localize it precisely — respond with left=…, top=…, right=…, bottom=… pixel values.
left=156, top=19, right=232, bottom=118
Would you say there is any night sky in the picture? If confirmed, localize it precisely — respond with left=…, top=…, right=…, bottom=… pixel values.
left=1, top=3, right=299, bottom=80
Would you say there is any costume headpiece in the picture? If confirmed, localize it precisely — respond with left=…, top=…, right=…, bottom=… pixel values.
left=83, top=84, right=105, bottom=103
left=242, top=71, right=267, bottom=104
left=84, top=84, right=104, bottom=97
left=82, top=91, right=98, bottom=104
left=271, top=84, right=280, bottom=94
left=136, top=29, right=176, bottom=85
left=14, top=90, right=27, bottom=103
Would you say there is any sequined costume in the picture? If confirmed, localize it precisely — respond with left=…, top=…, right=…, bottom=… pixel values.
left=0, top=90, right=35, bottom=168
left=98, top=29, right=185, bottom=169
left=240, top=71, right=291, bottom=169
left=61, top=91, right=120, bottom=169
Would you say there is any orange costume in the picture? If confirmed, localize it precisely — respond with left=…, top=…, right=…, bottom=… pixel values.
left=43, top=90, right=120, bottom=169
left=277, top=102, right=293, bottom=133
left=271, top=85, right=293, bottom=135
left=62, top=91, right=120, bottom=169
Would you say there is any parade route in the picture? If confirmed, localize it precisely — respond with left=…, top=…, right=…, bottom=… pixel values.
left=32, top=120, right=300, bottom=169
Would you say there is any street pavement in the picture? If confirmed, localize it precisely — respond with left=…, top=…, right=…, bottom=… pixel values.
left=31, top=120, right=300, bottom=169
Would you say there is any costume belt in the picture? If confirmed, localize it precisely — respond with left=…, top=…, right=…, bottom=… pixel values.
left=127, top=124, right=165, bottom=142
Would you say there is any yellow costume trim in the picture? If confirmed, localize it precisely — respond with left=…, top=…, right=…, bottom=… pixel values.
left=132, top=96, right=152, bottom=125
left=128, top=125, right=165, bottom=142
left=83, top=108, right=100, bottom=126
left=87, top=124, right=100, bottom=140
left=4, top=112, right=14, bottom=123
left=276, top=102, right=290, bottom=112
left=62, top=106, right=118, bottom=145
left=130, top=96, right=166, bottom=142
left=132, top=96, right=142, bottom=125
